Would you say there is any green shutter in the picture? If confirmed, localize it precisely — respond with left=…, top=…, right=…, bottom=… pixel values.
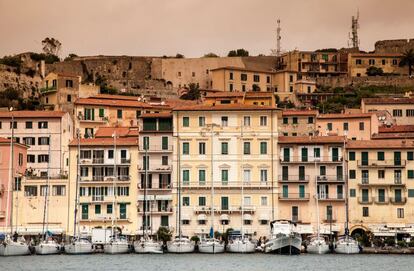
left=183, top=170, right=189, bottom=184
left=408, top=170, right=414, bottom=179
left=95, top=204, right=101, bottom=214
left=222, top=170, right=228, bottom=184
left=99, top=108, right=104, bottom=117
left=408, top=189, right=414, bottom=197
left=314, top=148, right=320, bottom=158
left=299, top=185, right=305, bottom=198
left=183, top=143, right=189, bottom=154
left=221, top=197, right=229, bottom=210
left=260, top=142, right=267, bottom=154
left=162, top=137, right=168, bottom=150
left=349, top=170, right=356, bottom=179
left=301, top=148, right=308, bottom=162
left=120, top=203, right=127, bottom=219
left=377, top=152, right=384, bottom=161
left=349, top=152, right=355, bottom=161
left=350, top=189, right=356, bottom=197
left=183, top=117, right=189, bottom=127
left=408, top=152, right=414, bottom=161
left=199, top=170, right=205, bottom=184
left=81, top=204, right=88, bottom=219
left=282, top=185, right=288, bottom=198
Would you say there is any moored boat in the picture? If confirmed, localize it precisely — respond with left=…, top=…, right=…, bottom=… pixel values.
left=0, top=236, right=31, bottom=256
left=104, top=236, right=129, bottom=254
left=167, top=237, right=195, bottom=253
left=35, top=239, right=60, bottom=255
left=306, top=235, right=330, bottom=254
left=335, top=236, right=360, bottom=254
left=65, top=237, right=94, bottom=255
left=227, top=237, right=256, bottom=253
left=264, top=220, right=302, bottom=255
left=134, top=238, right=163, bottom=254
left=198, top=238, right=225, bottom=254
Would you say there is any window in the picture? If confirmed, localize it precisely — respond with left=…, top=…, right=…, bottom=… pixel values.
left=408, top=170, right=414, bottom=179
left=349, top=151, right=355, bottom=161
left=199, top=170, right=206, bottom=185
left=10, top=121, right=17, bottom=129
left=320, top=166, right=326, bottom=176
left=260, top=142, right=267, bottom=154
left=117, top=109, right=122, bottom=119
left=260, top=169, right=268, bottom=183
left=99, top=108, right=105, bottom=118
left=23, top=137, right=35, bottom=145
left=25, top=121, right=32, bottom=129
left=117, top=187, right=129, bottom=196
left=343, top=122, right=348, bottom=131
left=38, top=137, right=50, bottom=145
left=408, top=189, right=414, bottom=197
left=292, top=117, right=298, bottom=124
left=221, top=169, right=228, bottom=184
left=362, top=207, right=369, bottom=217
left=289, top=75, right=293, bottom=83
left=182, top=142, right=189, bottom=155
left=84, top=128, right=94, bottom=138
left=369, top=59, right=375, bottom=65
left=199, top=142, right=206, bottom=155
left=289, top=86, right=293, bottom=92
left=182, top=197, right=190, bottom=206
left=119, top=203, right=127, bottom=219
left=292, top=206, right=298, bottom=222
left=242, top=85, right=246, bottom=92
left=107, top=204, right=113, bottom=214
left=406, top=110, right=414, bottom=117
left=80, top=167, right=89, bottom=177
left=393, top=109, right=403, bottom=117
left=326, top=206, right=333, bottom=221
left=52, top=185, right=66, bottom=196
left=243, top=169, right=251, bottom=183
left=221, top=116, right=228, bottom=127
left=283, top=117, right=288, bottom=124
left=183, top=117, right=189, bottom=127
left=349, top=170, right=356, bottom=179
left=253, top=75, right=260, bottom=82
left=327, top=123, right=332, bottom=131
left=143, top=136, right=149, bottom=150
left=27, top=154, right=35, bottom=163
left=397, top=208, right=404, bottom=218
left=181, top=170, right=190, bottom=185
left=261, top=196, right=268, bottom=206
left=162, top=136, right=169, bottom=150
left=221, top=196, right=229, bottom=211
left=260, top=116, right=267, bottom=126
left=378, top=170, right=385, bottom=179
left=408, top=152, right=414, bottom=161
left=198, top=196, right=206, bottom=206
left=38, top=121, right=48, bottom=129
left=67, top=95, right=72, bottom=102
left=356, top=59, right=362, bottom=65
left=308, top=117, right=314, bottom=124
left=350, top=189, right=356, bottom=197
left=243, top=142, right=250, bottom=155
left=266, top=76, right=270, bottom=83
left=359, top=122, right=365, bottom=131
left=65, top=79, right=73, bottom=88
left=221, top=142, right=228, bottom=155
left=162, top=156, right=168, bottom=166
left=229, top=72, right=233, bottom=80
left=393, top=59, right=398, bottom=65
left=24, top=186, right=37, bottom=196
left=0, top=121, right=2, bottom=129
left=38, top=155, right=49, bottom=163
left=243, top=116, right=251, bottom=126
left=198, top=116, right=205, bottom=127
left=241, top=73, right=247, bottom=81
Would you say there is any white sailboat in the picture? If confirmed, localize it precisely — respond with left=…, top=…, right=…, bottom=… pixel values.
left=264, top=220, right=302, bottom=255
left=227, top=122, right=255, bottom=253
left=167, top=136, right=194, bottom=253
left=0, top=112, right=30, bottom=256
left=65, top=130, right=94, bottom=255
left=35, top=134, right=61, bottom=255
left=198, top=125, right=225, bottom=254
left=134, top=144, right=163, bottom=254
left=307, top=158, right=330, bottom=254
left=104, top=132, right=129, bottom=254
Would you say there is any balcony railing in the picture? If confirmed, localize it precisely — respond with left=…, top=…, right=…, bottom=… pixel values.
left=137, top=206, right=173, bottom=214
left=278, top=175, right=310, bottom=183
left=25, top=173, right=68, bottom=180
left=193, top=205, right=256, bottom=213
left=40, top=86, right=57, bottom=93
left=120, top=158, right=131, bottom=164
left=280, top=156, right=343, bottom=163
left=373, top=197, right=389, bottom=204
left=138, top=183, right=173, bottom=190
left=390, top=197, right=407, bottom=204
left=357, top=160, right=406, bottom=168
left=359, top=178, right=404, bottom=186
left=138, top=166, right=172, bottom=172
left=181, top=181, right=271, bottom=189
left=318, top=194, right=345, bottom=201
left=92, top=158, right=104, bottom=164
left=139, top=145, right=173, bottom=152
left=78, top=115, right=108, bottom=123
left=278, top=193, right=310, bottom=200
left=358, top=197, right=373, bottom=204
left=316, top=175, right=344, bottom=183
left=92, top=195, right=104, bottom=202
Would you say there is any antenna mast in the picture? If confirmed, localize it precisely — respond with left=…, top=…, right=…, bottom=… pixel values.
left=349, top=10, right=360, bottom=49
left=276, top=19, right=281, bottom=57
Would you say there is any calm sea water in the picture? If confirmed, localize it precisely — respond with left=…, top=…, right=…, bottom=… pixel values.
left=2, top=254, right=413, bottom=271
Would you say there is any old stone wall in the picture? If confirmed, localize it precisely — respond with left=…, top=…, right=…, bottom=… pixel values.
left=0, top=66, right=42, bottom=98
left=375, top=39, right=414, bottom=54
left=316, top=76, right=414, bottom=89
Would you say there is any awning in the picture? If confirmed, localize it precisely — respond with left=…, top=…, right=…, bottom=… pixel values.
left=321, top=224, right=340, bottom=233
left=181, top=213, right=191, bottom=220
left=137, top=195, right=156, bottom=200
left=373, top=231, right=396, bottom=237
left=220, top=214, right=229, bottom=221
left=194, top=228, right=209, bottom=234
left=243, top=214, right=253, bottom=221
left=197, top=214, right=207, bottom=221
left=155, top=195, right=172, bottom=200
left=387, top=223, right=406, bottom=228
left=16, top=227, right=64, bottom=235
left=296, top=224, right=314, bottom=234
left=258, top=213, right=270, bottom=221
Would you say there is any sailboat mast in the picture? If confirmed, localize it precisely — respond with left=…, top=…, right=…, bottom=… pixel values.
left=8, top=112, right=14, bottom=235
left=240, top=120, right=244, bottom=239
left=343, top=137, right=349, bottom=238
left=41, top=134, right=51, bottom=240
left=177, top=133, right=182, bottom=239
left=210, top=126, right=214, bottom=238
left=314, top=151, right=320, bottom=240
left=112, top=132, right=117, bottom=239
left=143, top=141, right=148, bottom=238
left=73, top=129, right=81, bottom=238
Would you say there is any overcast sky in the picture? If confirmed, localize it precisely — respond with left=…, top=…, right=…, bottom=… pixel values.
left=1, top=0, right=413, bottom=58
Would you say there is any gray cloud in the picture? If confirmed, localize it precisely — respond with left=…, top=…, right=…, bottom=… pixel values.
left=1, top=0, right=413, bottom=58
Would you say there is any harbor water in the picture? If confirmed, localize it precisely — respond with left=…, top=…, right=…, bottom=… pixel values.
left=2, top=253, right=414, bottom=271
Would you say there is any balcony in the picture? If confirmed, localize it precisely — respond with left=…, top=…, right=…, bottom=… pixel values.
left=80, top=215, right=129, bottom=222
left=181, top=181, right=271, bottom=190
left=278, top=175, right=310, bottom=183
left=137, top=206, right=173, bottom=215
left=373, top=197, right=390, bottom=204
left=92, top=158, right=104, bottom=164
left=280, top=156, right=343, bottom=164
left=358, top=177, right=405, bottom=187
left=40, top=86, right=57, bottom=94
left=120, top=158, right=131, bottom=164
left=358, top=197, right=373, bottom=204
left=138, top=166, right=172, bottom=173
left=390, top=197, right=407, bottom=205
left=25, top=173, right=68, bottom=180
left=77, top=114, right=108, bottom=123
left=316, top=175, right=345, bottom=183
left=138, top=183, right=172, bottom=191
left=318, top=194, right=345, bottom=201
left=357, top=160, right=406, bottom=168
left=193, top=205, right=256, bottom=214
left=278, top=193, right=310, bottom=201
left=80, top=175, right=131, bottom=183
left=139, top=145, right=173, bottom=153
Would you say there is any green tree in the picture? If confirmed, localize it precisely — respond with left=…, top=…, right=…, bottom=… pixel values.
left=227, top=48, right=249, bottom=57
left=399, top=48, right=414, bottom=76
left=203, top=52, right=219, bottom=58
left=180, top=83, right=200, bottom=100
left=42, top=37, right=62, bottom=56
left=366, top=66, right=383, bottom=76
left=156, top=226, right=172, bottom=244
left=64, top=53, right=78, bottom=61
left=175, top=53, right=185, bottom=58
left=0, top=55, right=22, bottom=68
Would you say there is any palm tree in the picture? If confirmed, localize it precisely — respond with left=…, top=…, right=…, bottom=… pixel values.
left=399, top=49, right=414, bottom=76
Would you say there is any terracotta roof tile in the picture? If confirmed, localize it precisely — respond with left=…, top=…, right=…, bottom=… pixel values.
left=282, top=110, right=318, bottom=116
left=173, top=103, right=277, bottom=111
left=347, top=139, right=414, bottom=149
left=94, top=127, right=138, bottom=138
left=362, top=98, right=414, bottom=105
left=317, top=113, right=373, bottom=119
left=69, top=137, right=138, bottom=147
left=379, top=125, right=414, bottom=133
left=75, top=98, right=154, bottom=108
left=278, top=136, right=345, bottom=144
left=92, top=94, right=142, bottom=101
left=205, top=92, right=244, bottom=98
left=140, top=112, right=172, bottom=118
left=0, top=111, right=66, bottom=118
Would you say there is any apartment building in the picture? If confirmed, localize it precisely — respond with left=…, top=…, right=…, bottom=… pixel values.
left=348, top=53, right=405, bottom=77
left=347, top=140, right=414, bottom=238
left=172, top=104, right=278, bottom=238
left=361, top=98, right=414, bottom=126
left=0, top=111, right=73, bottom=178
left=279, top=110, right=318, bottom=136
left=316, top=112, right=379, bottom=140
left=278, top=136, right=346, bottom=235
left=0, top=138, right=28, bottom=230
left=137, top=113, right=174, bottom=234
left=67, top=128, right=139, bottom=236
left=203, top=91, right=276, bottom=107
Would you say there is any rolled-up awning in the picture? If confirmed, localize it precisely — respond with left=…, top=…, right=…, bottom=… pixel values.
left=258, top=213, right=270, bottom=221
left=197, top=214, right=207, bottom=221
left=220, top=214, right=229, bottom=221
left=243, top=214, right=253, bottom=221
left=181, top=213, right=191, bottom=220
left=296, top=224, right=314, bottom=234
left=373, top=231, right=396, bottom=237
left=16, top=227, right=64, bottom=235
left=387, top=223, right=406, bottom=228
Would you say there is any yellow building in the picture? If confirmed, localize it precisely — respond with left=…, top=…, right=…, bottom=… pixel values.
left=347, top=139, right=414, bottom=238
left=203, top=91, right=276, bottom=107
left=361, top=97, right=414, bottom=126
left=279, top=110, right=318, bottom=136
left=278, top=136, right=347, bottom=236
left=172, top=104, right=279, bottom=238
left=67, top=128, right=139, bottom=237
left=348, top=53, right=405, bottom=77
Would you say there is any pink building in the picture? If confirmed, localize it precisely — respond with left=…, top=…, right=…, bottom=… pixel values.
left=0, top=138, right=28, bottom=228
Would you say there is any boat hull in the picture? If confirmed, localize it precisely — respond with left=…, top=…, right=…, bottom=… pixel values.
left=0, top=242, right=31, bottom=256
left=335, top=243, right=360, bottom=254
left=307, top=243, right=330, bottom=254
left=134, top=241, right=163, bottom=254
left=104, top=242, right=129, bottom=254
left=198, top=242, right=225, bottom=254
left=65, top=242, right=94, bottom=255
left=264, top=235, right=302, bottom=255
left=35, top=242, right=60, bottom=255
left=167, top=241, right=195, bottom=253
left=227, top=241, right=256, bottom=253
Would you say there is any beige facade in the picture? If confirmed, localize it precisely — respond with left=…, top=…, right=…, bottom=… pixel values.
left=361, top=97, right=414, bottom=126
left=347, top=140, right=414, bottom=237
left=203, top=91, right=276, bottom=107
left=278, top=136, right=347, bottom=235
left=348, top=53, right=406, bottom=77
left=279, top=110, right=318, bottom=136
left=172, top=104, right=278, bottom=238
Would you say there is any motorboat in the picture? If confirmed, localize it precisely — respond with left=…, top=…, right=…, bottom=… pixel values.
left=167, top=237, right=195, bottom=253
left=335, top=236, right=360, bottom=254
left=104, top=236, right=129, bottom=254
left=35, top=238, right=61, bottom=255
left=264, top=220, right=302, bottom=255
left=226, top=231, right=256, bottom=253
left=306, top=235, right=330, bottom=254
left=198, top=238, right=225, bottom=254
left=0, top=236, right=30, bottom=256
left=65, top=237, right=94, bottom=254
left=134, top=238, right=163, bottom=254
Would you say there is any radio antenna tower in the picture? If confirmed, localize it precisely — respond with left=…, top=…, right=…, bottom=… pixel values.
left=276, top=19, right=281, bottom=57
left=348, top=10, right=360, bottom=49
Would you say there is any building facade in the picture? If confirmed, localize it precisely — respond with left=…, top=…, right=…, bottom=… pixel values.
left=361, top=98, right=414, bottom=126
left=279, top=110, right=318, bottom=136
left=348, top=53, right=405, bottom=77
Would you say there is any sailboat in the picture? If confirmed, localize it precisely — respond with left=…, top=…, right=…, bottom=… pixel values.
left=198, top=125, right=225, bottom=254
left=264, top=220, right=302, bottom=255
left=227, top=122, right=255, bottom=253
left=0, top=112, right=30, bottom=256
left=65, top=130, right=94, bottom=255
left=335, top=138, right=360, bottom=254
left=134, top=143, right=163, bottom=253
left=307, top=158, right=330, bottom=254
left=104, top=132, right=129, bottom=254
left=167, top=136, right=195, bottom=253
left=35, top=134, right=61, bottom=255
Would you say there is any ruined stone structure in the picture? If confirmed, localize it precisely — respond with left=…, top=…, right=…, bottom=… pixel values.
left=0, top=67, right=42, bottom=98
left=375, top=39, right=414, bottom=54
